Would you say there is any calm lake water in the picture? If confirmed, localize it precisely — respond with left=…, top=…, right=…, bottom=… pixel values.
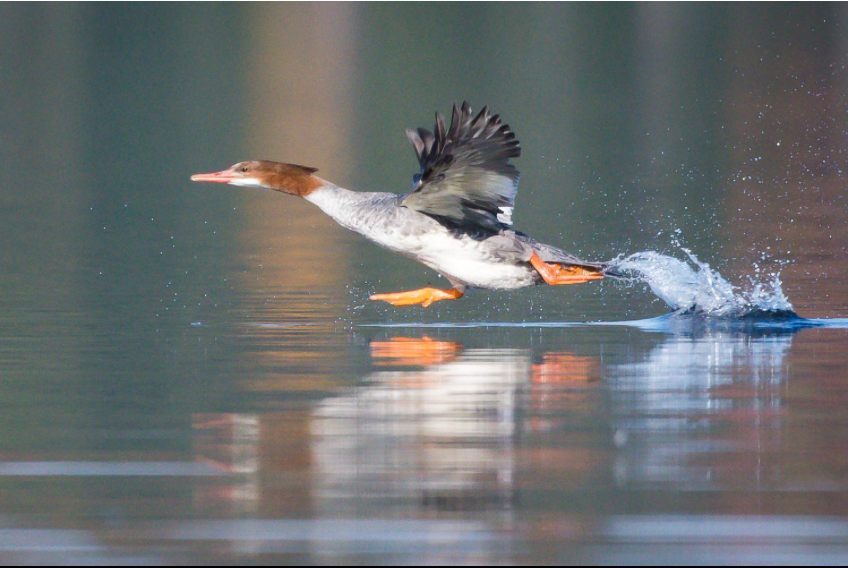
left=2, top=3, right=848, bottom=564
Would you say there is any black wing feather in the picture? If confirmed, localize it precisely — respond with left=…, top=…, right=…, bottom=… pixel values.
left=402, top=102, right=521, bottom=237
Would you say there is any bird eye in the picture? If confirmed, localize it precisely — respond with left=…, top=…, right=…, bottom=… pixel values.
left=241, top=166, right=249, bottom=173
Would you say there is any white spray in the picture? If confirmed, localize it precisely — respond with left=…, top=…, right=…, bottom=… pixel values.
left=612, top=249, right=793, bottom=317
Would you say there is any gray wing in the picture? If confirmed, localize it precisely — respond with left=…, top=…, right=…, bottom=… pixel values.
left=513, top=232, right=613, bottom=271
left=402, top=102, right=521, bottom=236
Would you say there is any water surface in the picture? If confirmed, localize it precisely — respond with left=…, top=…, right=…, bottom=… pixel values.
left=2, top=3, right=848, bottom=564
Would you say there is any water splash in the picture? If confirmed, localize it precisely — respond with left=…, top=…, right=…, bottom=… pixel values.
left=612, top=249, right=794, bottom=317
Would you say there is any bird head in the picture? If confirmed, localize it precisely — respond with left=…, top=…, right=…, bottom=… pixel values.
left=190, top=161, right=321, bottom=197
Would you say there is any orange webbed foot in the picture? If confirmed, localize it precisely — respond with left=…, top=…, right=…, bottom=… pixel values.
left=370, top=287, right=464, bottom=307
left=529, top=253, right=604, bottom=285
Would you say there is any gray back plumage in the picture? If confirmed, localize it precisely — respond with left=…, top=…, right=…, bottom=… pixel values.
left=402, top=102, right=521, bottom=237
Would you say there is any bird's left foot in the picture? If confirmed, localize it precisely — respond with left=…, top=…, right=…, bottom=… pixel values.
left=370, top=287, right=464, bottom=307
left=530, top=253, right=604, bottom=285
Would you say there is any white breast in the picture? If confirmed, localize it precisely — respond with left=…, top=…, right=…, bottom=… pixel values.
left=305, top=185, right=536, bottom=290
left=411, top=232, right=535, bottom=289
left=360, top=225, right=535, bottom=290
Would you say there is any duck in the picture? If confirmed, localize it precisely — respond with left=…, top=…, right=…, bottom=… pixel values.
left=191, top=102, right=616, bottom=306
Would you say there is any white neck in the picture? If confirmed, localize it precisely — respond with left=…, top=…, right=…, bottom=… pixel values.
left=302, top=182, right=401, bottom=241
left=303, top=183, right=368, bottom=230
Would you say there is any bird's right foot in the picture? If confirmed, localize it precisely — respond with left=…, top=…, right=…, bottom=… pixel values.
left=529, top=253, right=604, bottom=285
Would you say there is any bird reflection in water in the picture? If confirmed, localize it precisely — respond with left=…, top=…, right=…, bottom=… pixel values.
left=607, top=322, right=793, bottom=491
left=313, top=336, right=533, bottom=514
left=189, top=322, right=800, bottom=555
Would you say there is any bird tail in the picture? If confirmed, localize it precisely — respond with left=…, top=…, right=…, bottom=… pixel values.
left=600, top=262, right=626, bottom=279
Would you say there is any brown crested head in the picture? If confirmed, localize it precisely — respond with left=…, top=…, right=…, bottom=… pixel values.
left=190, top=160, right=322, bottom=197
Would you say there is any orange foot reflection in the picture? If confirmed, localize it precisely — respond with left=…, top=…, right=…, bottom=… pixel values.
left=532, top=352, right=600, bottom=385
left=530, top=352, right=601, bottom=432
left=370, top=336, right=462, bottom=367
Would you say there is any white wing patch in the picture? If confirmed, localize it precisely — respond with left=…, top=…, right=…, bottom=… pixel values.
left=497, top=207, right=513, bottom=225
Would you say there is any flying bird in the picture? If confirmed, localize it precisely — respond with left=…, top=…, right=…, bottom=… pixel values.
left=191, top=102, right=615, bottom=306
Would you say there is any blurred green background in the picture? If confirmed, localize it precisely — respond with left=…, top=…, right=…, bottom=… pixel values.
left=3, top=3, right=846, bottom=328
left=2, top=4, right=848, bottom=563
